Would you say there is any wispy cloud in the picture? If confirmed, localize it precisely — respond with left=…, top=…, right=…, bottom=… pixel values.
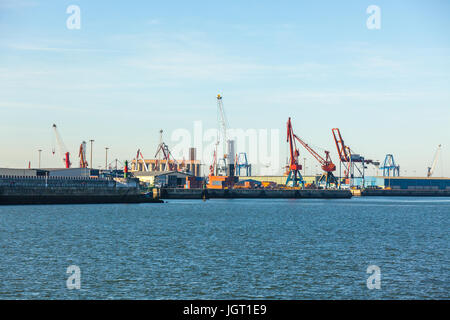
left=6, top=43, right=119, bottom=53
left=0, top=0, right=38, bottom=9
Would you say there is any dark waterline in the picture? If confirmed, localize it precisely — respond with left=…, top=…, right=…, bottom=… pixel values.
left=0, top=197, right=448, bottom=299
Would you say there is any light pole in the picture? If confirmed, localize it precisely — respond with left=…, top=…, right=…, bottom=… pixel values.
left=303, top=158, right=306, bottom=176
left=89, top=139, right=94, bottom=170
left=38, top=149, right=42, bottom=168
left=105, top=147, right=109, bottom=170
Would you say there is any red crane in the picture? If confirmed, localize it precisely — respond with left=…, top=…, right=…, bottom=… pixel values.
left=332, top=128, right=351, bottom=179
left=285, top=117, right=303, bottom=187
left=209, top=149, right=217, bottom=176
left=292, top=133, right=338, bottom=188
left=154, top=142, right=179, bottom=171
left=79, top=141, right=88, bottom=168
left=52, top=124, right=71, bottom=168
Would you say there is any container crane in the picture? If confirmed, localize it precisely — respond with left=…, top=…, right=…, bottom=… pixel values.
left=292, top=133, right=338, bottom=188
left=427, top=144, right=442, bottom=177
left=79, top=141, right=88, bottom=168
left=235, top=152, right=251, bottom=176
left=52, top=124, right=71, bottom=168
left=380, top=154, right=400, bottom=177
left=285, top=117, right=304, bottom=187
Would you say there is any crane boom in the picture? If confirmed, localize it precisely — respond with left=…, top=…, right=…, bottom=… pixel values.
left=293, top=134, right=336, bottom=173
left=216, top=94, right=228, bottom=153
left=52, top=124, right=71, bottom=168
left=427, top=144, right=442, bottom=177
left=331, top=128, right=350, bottom=162
left=136, top=149, right=149, bottom=172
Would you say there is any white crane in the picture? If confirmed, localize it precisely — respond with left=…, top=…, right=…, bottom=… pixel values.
left=216, top=94, right=228, bottom=158
left=135, top=149, right=149, bottom=172
left=427, top=144, right=442, bottom=177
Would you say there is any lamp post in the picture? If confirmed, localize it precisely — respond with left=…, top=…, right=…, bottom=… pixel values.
left=89, top=139, right=94, bottom=170
left=38, top=149, right=42, bottom=168
left=105, top=147, right=109, bottom=170
left=303, top=158, right=306, bottom=176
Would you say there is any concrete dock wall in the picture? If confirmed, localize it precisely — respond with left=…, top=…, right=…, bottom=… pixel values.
left=361, top=189, right=450, bottom=197
left=161, top=188, right=352, bottom=199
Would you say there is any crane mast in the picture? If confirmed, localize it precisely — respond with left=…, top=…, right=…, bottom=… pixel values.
left=285, top=117, right=303, bottom=187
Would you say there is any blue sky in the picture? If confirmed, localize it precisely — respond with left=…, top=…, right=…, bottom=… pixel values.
left=0, top=0, right=449, bottom=176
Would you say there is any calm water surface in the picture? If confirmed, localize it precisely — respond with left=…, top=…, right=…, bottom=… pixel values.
left=0, top=197, right=448, bottom=299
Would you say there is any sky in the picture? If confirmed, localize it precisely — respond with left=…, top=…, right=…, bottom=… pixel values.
left=0, top=0, right=449, bottom=176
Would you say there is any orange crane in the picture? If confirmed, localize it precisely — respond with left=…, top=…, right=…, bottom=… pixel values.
left=332, top=128, right=351, bottom=179
left=154, top=142, right=179, bottom=171
left=285, top=117, right=304, bottom=187
left=52, top=124, right=71, bottom=168
left=332, top=128, right=378, bottom=186
left=79, top=141, right=88, bottom=168
left=209, top=149, right=217, bottom=176
left=291, top=133, right=338, bottom=188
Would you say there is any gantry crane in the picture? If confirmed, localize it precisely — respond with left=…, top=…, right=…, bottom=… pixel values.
left=427, top=144, right=442, bottom=177
left=52, top=124, right=71, bottom=168
left=235, top=152, right=251, bottom=176
left=380, top=154, right=400, bottom=177
left=79, top=141, right=88, bottom=168
left=285, top=117, right=304, bottom=187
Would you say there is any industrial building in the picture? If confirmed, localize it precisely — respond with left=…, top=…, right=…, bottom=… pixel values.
left=131, top=159, right=201, bottom=176
left=0, top=168, right=99, bottom=178
left=131, top=147, right=202, bottom=176
left=131, top=171, right=193, bottom=188
left=354, top=177, right=450, bottom=190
